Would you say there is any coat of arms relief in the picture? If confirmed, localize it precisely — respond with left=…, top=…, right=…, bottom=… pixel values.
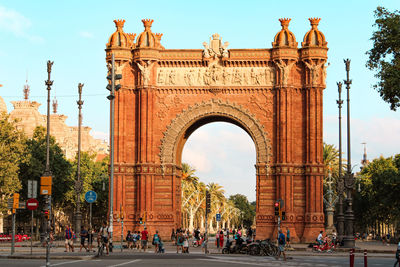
left=156, top=34, right=276, bottom=87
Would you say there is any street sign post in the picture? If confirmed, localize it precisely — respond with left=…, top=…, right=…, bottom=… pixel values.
left=85, top=191, right=97, bottom=233
left=27, top=198, right=38, bottom=255
left=28, top=180, right=38, bottom=199
left=216, top=213, right=221, bottom=222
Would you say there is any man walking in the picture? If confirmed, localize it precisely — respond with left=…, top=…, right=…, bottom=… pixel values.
left=141, top=227, right=149, bottom=252
left=64, top=225, right=74, bottom=252
left=99, top=222, right=110, bottom=255
left=276, top=229, right=286, bottom=261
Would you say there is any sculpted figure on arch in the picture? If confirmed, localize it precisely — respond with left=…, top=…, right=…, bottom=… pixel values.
left=275, top=59, right=296, bottom=86
left=137, top=61, right=154, bottom=86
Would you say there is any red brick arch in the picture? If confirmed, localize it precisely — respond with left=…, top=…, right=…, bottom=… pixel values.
left=159, top=99, right=271, bottom=166
left=106, top=17, right=327, bottom=242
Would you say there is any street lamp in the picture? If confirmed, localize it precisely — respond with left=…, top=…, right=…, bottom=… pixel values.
left=43, top=60, right=54, bottom=266
left=336, top=81, right=345, bottom=243
left=75, top=83, right=84, bottom=241
left=343, top=59, right=355, bottom=248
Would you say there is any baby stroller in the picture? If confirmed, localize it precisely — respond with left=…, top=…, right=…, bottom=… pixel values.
left=158, top=240, right=165, bottom=253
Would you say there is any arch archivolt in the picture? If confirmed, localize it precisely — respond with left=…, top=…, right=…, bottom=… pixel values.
left=159, top=99, right=272, bottom=165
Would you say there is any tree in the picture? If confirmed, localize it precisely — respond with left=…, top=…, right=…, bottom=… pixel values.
left=354, top=155, right=400, bottom=233
left=366, top=6, right=400, bottom=110
left=229, top=194, right=255, bottom=228
left=68, top=152, right=109, bottom=227
left=18, top=127, right=73, bottom=229
left=0, top=115, right=27, bottom=214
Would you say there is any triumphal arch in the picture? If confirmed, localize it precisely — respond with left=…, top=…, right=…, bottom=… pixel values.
left=105, top=17, right=328, bottom=242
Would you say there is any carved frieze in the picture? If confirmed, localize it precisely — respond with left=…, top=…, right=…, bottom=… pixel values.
left=156, top=65, right=275, bottom=87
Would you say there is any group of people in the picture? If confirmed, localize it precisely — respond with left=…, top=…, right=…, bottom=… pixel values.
left=171, top=228, right=191, bottom=253
left=125, top=228, right=165, bottom=253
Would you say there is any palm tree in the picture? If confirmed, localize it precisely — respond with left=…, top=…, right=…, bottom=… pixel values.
left=207, top=182, right=225, bottom=232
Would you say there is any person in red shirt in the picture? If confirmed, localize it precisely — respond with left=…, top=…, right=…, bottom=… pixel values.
left=141, top=227, right=149, bottom=252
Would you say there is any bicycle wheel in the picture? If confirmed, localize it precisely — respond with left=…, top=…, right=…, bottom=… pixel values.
left=222, top=248, right=229, bottom=254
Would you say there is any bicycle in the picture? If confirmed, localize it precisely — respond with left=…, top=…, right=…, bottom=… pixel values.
left=97, top=238, right=106, bottom=257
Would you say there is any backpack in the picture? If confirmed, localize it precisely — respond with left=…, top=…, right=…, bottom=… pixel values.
left=178, top=236, right=184, bottom=243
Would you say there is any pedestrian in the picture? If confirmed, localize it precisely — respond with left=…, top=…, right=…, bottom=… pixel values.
left=219, top=230, right=224, bottom=249
left=183, top=232, right=189, bottom=253
left=216, top=230, right=220, bottom=251
left=276, top=229, right=286, bottom=261
left=332, top=230, right=337, bottom=246
left=176, top=230, right=184, bottom=253
left=152, top=230, right=160, bottom=253
left=286, top=227, right=291, bottom=248
left=64, top=224, right=74, bottom=252
left=317, top=231, right=324, bottom=245
left=79, top=225, right=88, bottom=252
left=99, top=221, right=110, bottom=255
left=141, top=227, right=149, bottom=252
left=88, top=228, right=95, bottom=252
left=135, top=231, right=141, bottom=250
left=171, top=228, right=176, bottom=245
left=126, top=230, right=133, bottom=249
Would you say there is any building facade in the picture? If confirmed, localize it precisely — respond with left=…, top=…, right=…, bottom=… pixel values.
left=106, top=17, right=328, bottom=242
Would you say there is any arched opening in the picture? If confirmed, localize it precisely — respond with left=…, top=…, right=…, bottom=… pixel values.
left=180, top=121, right=257, bottom=232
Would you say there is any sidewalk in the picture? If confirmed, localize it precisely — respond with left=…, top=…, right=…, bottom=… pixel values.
left=0, top=240, right=396, bottom=259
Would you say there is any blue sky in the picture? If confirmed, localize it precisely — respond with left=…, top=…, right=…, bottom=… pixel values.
left=0, top=0, right=399, bottom=201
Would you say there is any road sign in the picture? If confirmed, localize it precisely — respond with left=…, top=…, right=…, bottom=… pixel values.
left=216, top=213, right=221, bottom=222
left=85, top=190, right=97, bottom=203
left=13, top=193, right=20, bottom=209
left=18, top=202, right=26, bottom=209
left=27, top=198, right=39, bottom=211
left=40, top=176, right=52, bottom=195
left=28, top=180, right=37, bottom=199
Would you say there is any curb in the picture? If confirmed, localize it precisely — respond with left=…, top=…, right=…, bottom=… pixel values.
left=0, top=254, right=95, bottom=260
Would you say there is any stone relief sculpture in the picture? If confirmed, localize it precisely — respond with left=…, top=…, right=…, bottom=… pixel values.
left=276, top=60, right=296, bottom=86
left=321, top=62, right=330, bottom=86
left=156, top=66, right=276, bottom=87
left=304, top=61, right=323, bottom=86
left=202, top=33, right=229, bottom=59
left=137, top=61, right=154, bottom=86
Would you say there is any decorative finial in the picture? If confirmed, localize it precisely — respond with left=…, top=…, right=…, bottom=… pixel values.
left=155, top=33, right=163, bottom=41
left=279, top=18, right=291, bottom=29
left=23, top=80, right=30, bottom=100
left=114, top=19, right=126, bottom=30
left=52, top=96, right=58, bottom=113
left=47, top=60, right=54, bottom=74
left=78, top=83, right=84, bottom=95
left=142, top=19, right=154, bottom=30
left=337, top=81, right=342, bottom=93
left=344, top=59, right=351, bottom=71
left=309, top=17, right=321, bottom=28
left=212, top=33, right=220, bottom=40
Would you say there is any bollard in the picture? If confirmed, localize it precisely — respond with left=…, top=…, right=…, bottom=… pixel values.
left=364, top=249, right=367, bottom=267
left=349, top=248, right=355, bottom=267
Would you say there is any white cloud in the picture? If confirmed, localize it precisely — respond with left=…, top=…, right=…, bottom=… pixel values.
left=0, top=6, right=43, bottom=43
left=91, top=130, right=109, bottom=142
left=324, top=115, right=400, bottom=169
left=79, top=31, right=94, bottom=39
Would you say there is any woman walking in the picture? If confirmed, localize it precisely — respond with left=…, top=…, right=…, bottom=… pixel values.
left=153, top=230, right=160, bottom=253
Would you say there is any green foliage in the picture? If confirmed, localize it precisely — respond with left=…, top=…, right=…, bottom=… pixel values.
left=366, top=6, right=400, bottom=110
left=0, top=115, right=27, bottom=213
left=354, top=155, right=400, bottom=230
left=18, top=127, right=73, bottom=223
left=68, top=152, right=109, bottom=226
left=229, top=194, right=255, bottom=228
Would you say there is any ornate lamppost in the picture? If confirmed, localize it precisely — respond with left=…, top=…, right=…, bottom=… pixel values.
left=343, top=59, right=355, bottom=248
left=336, top=81, right=345, bottom=242
left=323, top=169, right=337, bottom=234
left=75, top=83, right=84, bottom=241
left=44, top=60, right=54, bottom=266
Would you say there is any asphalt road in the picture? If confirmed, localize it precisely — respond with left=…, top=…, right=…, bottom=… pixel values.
left=0, top=254, right=395, bottom=267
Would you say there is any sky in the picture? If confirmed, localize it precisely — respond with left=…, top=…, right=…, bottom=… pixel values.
left=0, top=0, right=399, bottom=202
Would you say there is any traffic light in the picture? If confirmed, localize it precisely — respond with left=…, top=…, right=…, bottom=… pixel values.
left=106, top=59, right=123, bottom=100
left=205, top=191, right=211, bottom=214
left=274, top=201, right=279, bottom=216
left=139, top=217, right=143, bottom=224
left=44, top=210, right=49, bottom=220
left=281, top=211, right=286, bottom=221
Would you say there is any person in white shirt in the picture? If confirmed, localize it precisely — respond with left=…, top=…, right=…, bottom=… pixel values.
left=317, top=231, right=324, bottom=245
